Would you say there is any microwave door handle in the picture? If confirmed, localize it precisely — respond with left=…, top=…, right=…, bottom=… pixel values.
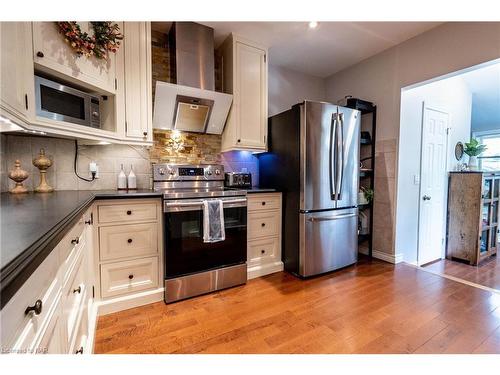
left=336, top=112, right=344, bottom=201
left=329, top=113, right=338, bottom=201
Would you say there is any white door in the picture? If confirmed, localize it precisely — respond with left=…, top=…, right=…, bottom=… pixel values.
left=418, top=105, right=449, bottom=266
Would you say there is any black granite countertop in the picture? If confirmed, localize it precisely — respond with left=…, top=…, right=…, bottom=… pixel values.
left=0, top=190, right=162, bottom=309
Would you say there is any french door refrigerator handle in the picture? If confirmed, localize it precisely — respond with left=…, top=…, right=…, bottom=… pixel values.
left=336, top=112, right=345, bottom=200
left=329, top=113, right=338, bottom=201
left=307, top=213, right=357, bottom=222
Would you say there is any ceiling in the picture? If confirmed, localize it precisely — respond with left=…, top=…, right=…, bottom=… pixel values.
left=198, top=22, right=442, bottom=78
left=460, top=63, right=500, bottom=133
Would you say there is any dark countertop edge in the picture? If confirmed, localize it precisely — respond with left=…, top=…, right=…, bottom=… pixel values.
left=246, top=188, right=279, bottom=194
left=0, top=191, right=162, bottom=310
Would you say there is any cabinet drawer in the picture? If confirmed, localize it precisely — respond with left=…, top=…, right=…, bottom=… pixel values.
left=62, top=251, right=87, bottom=345
left=100, top=257, right=158, bottom=298
left=99, top=222, right=158, bottom=261
left=9, top=275, right=62, bottom=354
left=98, top=203, right=157, bottom=224
left=248, top=237, right=279, bottom=264
left=58, top=217, right=85, bottom=284
left=70, top=304, right=88, bottom=355
left=248, top=193, right=281, bottom=212
left=1, top=249, right=60, bottom=348
left=248, top=211, right=281, bottom=239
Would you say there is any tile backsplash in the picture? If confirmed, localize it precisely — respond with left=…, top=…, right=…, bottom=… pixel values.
left=1, top=132, right=259, bottom=192
left=1, top=134, right=152, bottom=192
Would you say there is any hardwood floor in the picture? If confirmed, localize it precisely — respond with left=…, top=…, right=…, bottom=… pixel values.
left=94, top=259, right=500, bottom=354
left=423, top=255, right=500, bottom=290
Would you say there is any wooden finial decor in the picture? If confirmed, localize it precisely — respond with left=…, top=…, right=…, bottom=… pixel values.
left=33, top=148, right=54, bottom=193
left=8, top=159, right=29, bottom=194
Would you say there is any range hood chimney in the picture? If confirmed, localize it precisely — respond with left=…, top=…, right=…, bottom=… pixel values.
left=169, top=22, right=215, bottom=90
left=153, top=22, right=232, bottom=135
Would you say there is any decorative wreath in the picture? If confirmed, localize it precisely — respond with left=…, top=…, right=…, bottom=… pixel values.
left=56, top=22, right=123, bottom=60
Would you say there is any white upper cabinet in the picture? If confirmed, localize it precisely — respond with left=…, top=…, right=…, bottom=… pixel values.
left=0, top=22, right=35, bottom=121
left=220, top=34, right=268, bottom=152
left=122, top=22, right=152, bottom=142
left=32, top=22, right=118, bottom=94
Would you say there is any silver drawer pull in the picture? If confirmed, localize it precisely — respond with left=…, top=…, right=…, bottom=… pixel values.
left=307, top=213, right=357, bottom=222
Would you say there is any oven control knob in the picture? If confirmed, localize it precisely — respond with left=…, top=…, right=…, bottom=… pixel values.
left=215, top=169, right=221, bottom=176
left=206, top=170, right=213, bottom=176
left=158, top=168, right=165, bottom=175
left=169, top=170, right=175, bottom=175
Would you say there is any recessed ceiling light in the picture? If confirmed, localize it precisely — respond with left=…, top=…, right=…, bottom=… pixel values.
left=309, top=21, right=318, bottom=29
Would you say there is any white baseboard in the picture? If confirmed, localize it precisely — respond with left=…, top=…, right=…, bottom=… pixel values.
left=96, top=287, right=164, bottom=316
left=248, top=261, right=284, bottom=279
left=372, top=250, right=404, bottom=264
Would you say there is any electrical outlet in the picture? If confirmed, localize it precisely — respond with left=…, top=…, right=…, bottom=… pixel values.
left=89, top=161, right=99, bottom=179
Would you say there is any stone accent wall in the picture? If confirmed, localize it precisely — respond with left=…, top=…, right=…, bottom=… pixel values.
left=151, top=29, right=170, bottom=103
left=372, top=138, right=397, bottom=255
left=150, top=129, right=222, bottom=164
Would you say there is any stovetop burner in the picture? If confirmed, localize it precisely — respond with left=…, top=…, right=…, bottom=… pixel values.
left=152, top=163, right=247, bottom=200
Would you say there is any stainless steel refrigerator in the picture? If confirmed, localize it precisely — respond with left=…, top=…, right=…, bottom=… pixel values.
left=259, top=100, right=360, bottom=277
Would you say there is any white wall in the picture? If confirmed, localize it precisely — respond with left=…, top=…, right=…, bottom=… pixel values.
left=268, top=64, right=326, bottom=116
left=396, top=77, right=472, bottom=264
left=324, top=22, right=500, bottom=259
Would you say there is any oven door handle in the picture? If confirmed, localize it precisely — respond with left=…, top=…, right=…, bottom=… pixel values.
left=164, top=198, right=247, bottom=209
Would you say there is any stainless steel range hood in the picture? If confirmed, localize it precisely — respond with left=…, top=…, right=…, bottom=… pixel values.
left=153, top=22, right=232, bottom=134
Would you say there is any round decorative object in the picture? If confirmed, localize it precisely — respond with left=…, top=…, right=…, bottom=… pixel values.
left=56, top=22, right=123, bottom=60
left=33, top=148, right=54, bottom=193
left=455, top=142, right=464, bottom=161
left=8, top=160, right=29, bottom=194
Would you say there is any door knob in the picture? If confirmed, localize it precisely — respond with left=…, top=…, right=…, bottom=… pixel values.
left=423, top=195, right=431, bottom=201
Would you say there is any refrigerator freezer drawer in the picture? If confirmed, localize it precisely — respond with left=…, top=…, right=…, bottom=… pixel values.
left=299, top=208, right=358, bottom=277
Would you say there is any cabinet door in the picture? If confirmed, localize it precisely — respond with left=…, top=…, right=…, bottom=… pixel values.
left=32, top=22, right=117, bottom=94
left=0, top=22, right=34, bottom=120
left=123, top=22, right=152, bottom=142
left=234, top=41, right=267, bottom=149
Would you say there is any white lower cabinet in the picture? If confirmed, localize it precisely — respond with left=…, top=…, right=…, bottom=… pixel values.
left=246, top=193, right=284, bottom=279
left=0, top=207, right=95, bottom=354
left=94, top=199, right=163, bottom=315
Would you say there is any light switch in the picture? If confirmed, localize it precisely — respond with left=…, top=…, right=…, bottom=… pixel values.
left=413, top=174, right=420, bottom=185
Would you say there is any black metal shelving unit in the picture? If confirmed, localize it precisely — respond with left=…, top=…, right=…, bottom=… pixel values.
left=345, top=98, right=377, bottom=258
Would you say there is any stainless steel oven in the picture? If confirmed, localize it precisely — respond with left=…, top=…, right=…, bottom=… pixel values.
left=164, top=197, right=247, bottom=276
left=154, top=164, right=248, bottom=304
left=35, top=75, right=101, bottom=128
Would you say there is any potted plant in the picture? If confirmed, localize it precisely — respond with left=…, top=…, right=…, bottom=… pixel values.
left=464, top=138, right=487, bottom=171
left=358, top=187, right=374, bottom=205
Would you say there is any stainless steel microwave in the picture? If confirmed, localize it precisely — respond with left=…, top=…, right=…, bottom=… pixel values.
left=35, top=76, right=101, bottom=128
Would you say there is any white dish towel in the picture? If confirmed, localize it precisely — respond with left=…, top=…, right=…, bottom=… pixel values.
left=203, top=199, right=226, bottom=243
